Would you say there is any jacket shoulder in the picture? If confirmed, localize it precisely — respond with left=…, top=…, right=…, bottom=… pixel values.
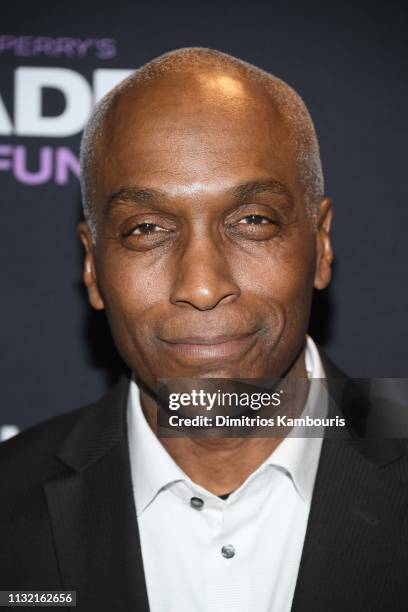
left=0, top=377, right=128, bottom=493
left=0, top=401, right=96, bottom=489
left=0, top=377, right=130, bottom=588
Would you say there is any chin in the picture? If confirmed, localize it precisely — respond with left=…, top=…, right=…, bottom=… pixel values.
left=169, top=362, right=265, bottom=380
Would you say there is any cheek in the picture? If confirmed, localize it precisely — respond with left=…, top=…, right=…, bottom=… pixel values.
left=237, top=238, right=316, bottom=347
left=98, top=246, right=170, bottom=315
left=94, top=253, right=171, bottom=368
left=239, top=232, right=315, bottom=305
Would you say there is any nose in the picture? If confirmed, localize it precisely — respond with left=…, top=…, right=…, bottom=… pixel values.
left=169, top=234, right=240, bottom=311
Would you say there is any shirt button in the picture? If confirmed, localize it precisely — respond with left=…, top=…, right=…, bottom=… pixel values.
left=190, top=497, right=204, bottom=510
left=221, top=544, right=235, bottom=559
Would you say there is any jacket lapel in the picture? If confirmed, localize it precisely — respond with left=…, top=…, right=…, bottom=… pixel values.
left=44, top=376, right=150, bottom=612
left=291, top=435, right=408, bottom=611
left=291, top=351, right=408, bottom=611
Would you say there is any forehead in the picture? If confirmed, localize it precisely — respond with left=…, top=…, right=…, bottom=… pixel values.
left=96, top=72, right=299, bottom=205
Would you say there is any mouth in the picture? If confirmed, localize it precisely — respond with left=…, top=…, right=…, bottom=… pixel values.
left=159, top=330, right=261, bottom=362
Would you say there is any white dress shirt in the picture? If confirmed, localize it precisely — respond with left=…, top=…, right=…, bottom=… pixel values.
left=127, top=335, right=328, bottom=612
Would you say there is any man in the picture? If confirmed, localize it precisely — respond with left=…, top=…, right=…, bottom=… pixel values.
left=1, top=48, right=407, bottom=611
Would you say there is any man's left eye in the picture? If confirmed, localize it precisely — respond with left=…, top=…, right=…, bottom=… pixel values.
left=238, top=214, right=272, bottom=225
left=131, top=223, right=168, bottom=235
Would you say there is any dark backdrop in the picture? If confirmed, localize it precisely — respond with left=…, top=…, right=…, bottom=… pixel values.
left=1, top=0, right=407, bottom=436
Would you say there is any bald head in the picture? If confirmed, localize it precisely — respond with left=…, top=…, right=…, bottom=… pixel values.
left=80, top=47, right=324, bottom=242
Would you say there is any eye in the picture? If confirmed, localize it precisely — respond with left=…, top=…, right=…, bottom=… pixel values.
left=228, top=212, right=281, bottom=242
left=237, top=214, right=272, bottom=225
left=131, top=222, right=169, bottom=235
left=120, top=218, right=175, bottom=251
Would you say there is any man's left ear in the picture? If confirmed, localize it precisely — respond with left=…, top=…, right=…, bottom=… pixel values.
left=314, top=197, right=334, bottom=290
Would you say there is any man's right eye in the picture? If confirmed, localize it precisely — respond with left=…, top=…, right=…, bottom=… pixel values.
left=120, top=219, right=175, bottom=251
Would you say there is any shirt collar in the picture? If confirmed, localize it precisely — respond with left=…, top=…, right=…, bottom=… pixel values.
left=127, top=334, right=327, bottom=515
left=265, top=334, right=327, bottom=505
left=127, top=378, right=187, bottom=516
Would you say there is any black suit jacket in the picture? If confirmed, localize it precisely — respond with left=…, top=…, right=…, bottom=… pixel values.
left=1, top=352, right=408, bottom=611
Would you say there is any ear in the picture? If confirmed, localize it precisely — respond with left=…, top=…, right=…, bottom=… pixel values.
left=78, top=222, right=105, bottom=310
left=314, top=197, right=334, bottom=290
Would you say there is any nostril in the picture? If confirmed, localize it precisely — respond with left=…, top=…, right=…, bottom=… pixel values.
left=171, top=289, right=239, bottom=311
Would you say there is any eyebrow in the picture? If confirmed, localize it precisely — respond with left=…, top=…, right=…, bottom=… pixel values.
left=230, top=179, right=293, bottom=205
left=104, top=178, right=294, bottom=217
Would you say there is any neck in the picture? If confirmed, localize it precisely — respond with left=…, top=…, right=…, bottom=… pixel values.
left=139, top=343, right=308, bottom=496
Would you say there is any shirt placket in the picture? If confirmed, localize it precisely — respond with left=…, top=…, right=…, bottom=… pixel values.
left=187, top=483, right=258, bottom=612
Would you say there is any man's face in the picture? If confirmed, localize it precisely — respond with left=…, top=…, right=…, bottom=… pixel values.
left=80, top=71, right=333, bottom=389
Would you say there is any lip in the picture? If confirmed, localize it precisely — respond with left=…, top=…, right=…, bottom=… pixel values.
left=159, top=330, right=261, bottom=361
